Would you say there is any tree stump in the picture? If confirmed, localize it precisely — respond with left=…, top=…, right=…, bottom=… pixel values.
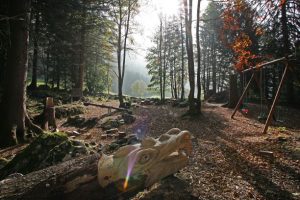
left=42, top=97, right=57, bottom=131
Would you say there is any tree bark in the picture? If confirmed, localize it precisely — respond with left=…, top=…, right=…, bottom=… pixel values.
left=228, top=74, right=239, bottom=108
left=0, top=0, right=31, bottom=147
left=29, top=10, right=40, bottom=90
left=173, top=58, right=178, bottom=99
left=0, top=154, right=102, bottom=200
left=196, top=0, right=202, bottom=113
left=77, top=10, right=86, bottom=95
left=281, top=1, right=293, bottom=105
left=159, top=17, right=163, bottom=101
left=162, top=17, right=167, bottom=101
left=212, top=34, right=217, bottom=94
left=183, top=0, right=196, bottom=114
left=117, top=0, right=123, bottom=106
left=180, top=17, right=185, bottom=100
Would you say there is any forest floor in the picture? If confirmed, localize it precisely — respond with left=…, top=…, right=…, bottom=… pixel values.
left=1, top=99, right=300, bottom=200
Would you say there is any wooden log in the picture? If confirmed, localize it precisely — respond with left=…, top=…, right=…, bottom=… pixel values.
left=241, top=54, right=293, bottom=73
left=0, top=153, right=103, bottom=200
left=83, top=102, right=129, bottom=113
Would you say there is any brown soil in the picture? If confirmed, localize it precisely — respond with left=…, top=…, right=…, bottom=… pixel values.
left=1, top=100, right=299, bottom=200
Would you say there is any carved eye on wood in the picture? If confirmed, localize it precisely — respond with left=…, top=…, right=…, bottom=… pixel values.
left=136, top=149, right=158, bottom=165
left=139, top=154, right=151, bottom=165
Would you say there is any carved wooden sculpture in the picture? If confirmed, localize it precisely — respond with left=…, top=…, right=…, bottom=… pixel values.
left=0, top=129, right=192, bottom=199
left=98, top=128, right=193, bottom=191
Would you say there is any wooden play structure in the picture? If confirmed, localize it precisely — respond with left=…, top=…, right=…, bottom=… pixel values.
left=231, top=54, right=295, bottom=134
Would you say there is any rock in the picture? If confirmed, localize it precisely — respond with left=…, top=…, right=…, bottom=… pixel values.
left=103, top=134, right=141, bottom=154
left=179, top=101, right=189, bottom=108
left=90, top=142, right=96, bottom=146
left=106, top=128, right=119, bottom=134
left=122, top=101, right=131, bottom=109
left=55, top=104, right=86, bottom=119
left=278, top=136, right=288, bottom=142
left=141, top=100, right=151, bottom=105
left=0, top=158, right=9, bottom=170
left=107, top=134, right=114, bottom=139
left=122, top=113, right=136, bottom=124
left=71, top=140, right=85, bottom=147
left=131, top=103, right=140, bottom=108
left=259, top=150, right=274, bottom=157
left=100, top=116, right=121, bottom=130
left=101, top=134, right=107, bottom=140
left=127, top=134, right=140, bottom=145
left=108, top=143, right=120, bottom=151
left=7, top=173, right=24, bottom=179
left=0, top=133, right=94, bottom=180
left=118, top=132, right=126, bottom=139
left=62, top=154, right=72, bottom=162
left=72, top=131, right=80, bottom=135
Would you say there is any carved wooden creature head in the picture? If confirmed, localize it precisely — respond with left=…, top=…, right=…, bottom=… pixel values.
left=97, top=128, right=192, bottom=191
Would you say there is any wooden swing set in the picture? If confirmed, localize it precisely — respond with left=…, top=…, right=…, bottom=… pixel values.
left=231, top=54, right=294, bottom=134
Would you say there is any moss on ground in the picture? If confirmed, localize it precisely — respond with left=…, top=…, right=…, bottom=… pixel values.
left=55, top=104, right=86, bottom=119
left=0, top=132, right=91, bottom=180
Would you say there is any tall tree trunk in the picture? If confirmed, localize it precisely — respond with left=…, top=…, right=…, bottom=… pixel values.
left=45, top=48, right=49, bottom=86
left=162, top=25, right=167, bottom=101
left=117, top=0, right=123, bottom=106
left=75, top=9, right=86, bottom=96
left=170, top=66, right=174, bottom=98
left=202, top=45, right=206, bottom=97
left=0, top=0, right=31, bottom=147
left=180, top=17, right=185, bottom=100
left=118, top=0, right=133, bottom=107
left=29, top=10, right=39, bottom=90
left=212, top=34, right=217, bottom=94
left=281, top=1, right=293, bottom=104
left=56, top=59, right=60, bottom=90
left=196, top=0, right=202, bottom=113
left=183, top=0, right=196, bottom=114
left=228, top=73, right=238, bottom=108
left=206, top=41, right=211, bottom=98
left=159, top=18, right=163, bottom=101
left=174, top=58, right=178, bottom=99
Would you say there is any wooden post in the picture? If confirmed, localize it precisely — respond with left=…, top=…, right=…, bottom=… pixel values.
left=42, top=97, right=57, bottom=131
left=231, top=72, right=255, bottom=119
left=263, top=63, right=289, bottom=134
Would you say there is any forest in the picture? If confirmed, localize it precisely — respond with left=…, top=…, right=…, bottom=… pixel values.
left=0, top=0, right=299, bottom=199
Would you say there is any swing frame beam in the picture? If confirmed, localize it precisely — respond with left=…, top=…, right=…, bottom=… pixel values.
left=231, top=55, right=292, bottom=134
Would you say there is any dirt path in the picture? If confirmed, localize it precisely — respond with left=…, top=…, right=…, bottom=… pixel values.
left=1, top=101, right=299, bottom=200
left=125, top=103, right=300, bottom=200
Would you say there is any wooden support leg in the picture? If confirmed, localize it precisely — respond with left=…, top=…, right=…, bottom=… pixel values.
left=263, top=63, right=289, bottom=134
left=231, top=72, right=255, bottom=119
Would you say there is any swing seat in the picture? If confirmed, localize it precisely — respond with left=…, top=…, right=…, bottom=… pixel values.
left=239, top=102, right=249, bottom=114
left=241, top=108, right=249, bottom=114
